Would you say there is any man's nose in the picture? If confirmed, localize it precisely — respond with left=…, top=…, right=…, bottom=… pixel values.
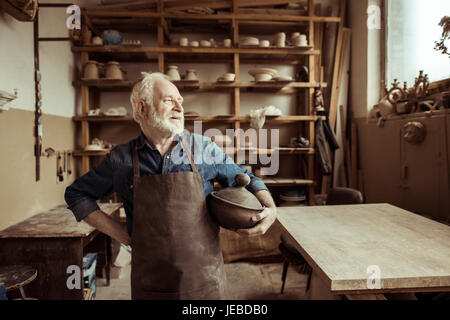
left=173, top=99, right=183, bottom=112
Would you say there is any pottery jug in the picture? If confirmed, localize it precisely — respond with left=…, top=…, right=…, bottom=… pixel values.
left=105, top=61, right=123, bottom=80
left=185, top=69, right=198, bottom=81
left=167, top=65, right=181, bottom=81
left=84, top=61, right=99, bottom=79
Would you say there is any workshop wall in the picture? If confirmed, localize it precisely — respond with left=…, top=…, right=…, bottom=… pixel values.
left=0, top=10, right=76, bottom=230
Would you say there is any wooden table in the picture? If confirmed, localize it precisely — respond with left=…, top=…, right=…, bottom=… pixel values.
left=277, top=203, right=450, bottom=299
left=0, top=203, right=122, bottom=300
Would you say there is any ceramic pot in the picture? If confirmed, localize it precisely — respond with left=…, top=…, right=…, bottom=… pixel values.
left=105, top=61, right=123, bottom=80
left=276, top=32, right=286, bottom=47
left=291, top=32, right=300, bottom=43
left=103, top=30, right=123, bottom=46
left=223, top=39, right=232, bottom=47
left=166, top=65, right=181, bottom=81
left=255, top=73, right=272, bottom=82
left=83, top=60, right=99, bottom=79
left=296, top=34, right=308, bottom=46
left=92, top=36, right=103, bottom=45
left=185, top=69, right=198, bottom=81
left=207, top=173, right=264, bottom=230
left=259, top=40, right=270, bottom=48
left=179, top=37, right=188, bottom=47
left=190, top=41, right=199, bottom=47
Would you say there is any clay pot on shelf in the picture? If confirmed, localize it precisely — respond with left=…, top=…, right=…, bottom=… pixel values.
left=91, top=36, right=103, bottom=45
left=83, top=61, right=99, bottom=79
left=276, top=32, right=286, bottom=47
left=166, top=65, right=181, bottom=81
left=105, top=61, right=123, bottom=80
left=185, top=69, right=199, bottom=81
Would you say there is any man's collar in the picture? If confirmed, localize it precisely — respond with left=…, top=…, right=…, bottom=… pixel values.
left=136, top=131, right=185, bottom=150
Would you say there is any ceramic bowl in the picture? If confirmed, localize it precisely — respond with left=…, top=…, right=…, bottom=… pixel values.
left=200, top=40, right=211, bottom=47
left=85, top=144, right=104, bottom=151
left=249, top=68, right=278, bottom=82
left=248, top=68, right=278, bottom=78
left=259, top=40, right=270, bottom=48
left=222, top=73, right=235, bottom=81
left=208, top=173, right=264, bottom=230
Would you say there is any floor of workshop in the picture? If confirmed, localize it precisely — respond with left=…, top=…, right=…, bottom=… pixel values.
left=95, top=262, right=308, bottom=300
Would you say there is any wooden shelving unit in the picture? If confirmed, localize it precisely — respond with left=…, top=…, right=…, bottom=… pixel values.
left=72, top=0, right=342, bottom=204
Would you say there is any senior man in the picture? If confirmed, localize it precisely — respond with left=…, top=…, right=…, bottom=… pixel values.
left=65, top=72, right=277, bottom=300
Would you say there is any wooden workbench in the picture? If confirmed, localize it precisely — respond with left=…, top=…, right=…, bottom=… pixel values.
left=0, top=203, right=122, bottom=300
left=277, top=203, right=450, bottom=299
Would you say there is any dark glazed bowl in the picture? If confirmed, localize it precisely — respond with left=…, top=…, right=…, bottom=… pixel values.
left=208, top=173, right=264, bottom=230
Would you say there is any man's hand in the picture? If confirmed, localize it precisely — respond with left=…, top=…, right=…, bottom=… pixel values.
left=236, top=206, right=277, bottom=237
left=84, top=210, right=132, bottom=246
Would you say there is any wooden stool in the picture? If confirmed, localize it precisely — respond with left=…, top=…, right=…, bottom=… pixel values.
left=0, top=265, right=37, bottom=299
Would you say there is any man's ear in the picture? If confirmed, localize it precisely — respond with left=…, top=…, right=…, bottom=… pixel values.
left=136, top=101, right=147, bottom=120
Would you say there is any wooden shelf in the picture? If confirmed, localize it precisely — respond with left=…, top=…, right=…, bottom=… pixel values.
left=73, top=80, right=326, bottom=91
left=73, top=150, right=110, bottom=157
left=73, top=115, right=320, bottom=123
left=85, top=10, right=340, bottom=23
left=72, top=46, right=320, bottom=56
left=262, top=178, right=314, bottom=186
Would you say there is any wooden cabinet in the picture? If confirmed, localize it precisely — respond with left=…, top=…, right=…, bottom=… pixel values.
left=358, top=110, right=450, bottom=224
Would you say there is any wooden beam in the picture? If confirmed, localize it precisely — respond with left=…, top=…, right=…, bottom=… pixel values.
left=328, top=0, right=347, bottom=130
left=164, top=0, right=232, bottom=11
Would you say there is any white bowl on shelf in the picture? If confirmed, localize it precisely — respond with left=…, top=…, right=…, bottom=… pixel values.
left=84, top=144, right=105, bottom=151
left=248, top=68, right=278, bottom=82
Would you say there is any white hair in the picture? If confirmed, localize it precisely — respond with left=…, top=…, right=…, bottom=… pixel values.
left=130, top=72, right=169, bottom=124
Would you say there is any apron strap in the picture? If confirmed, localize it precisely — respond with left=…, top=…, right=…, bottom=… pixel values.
left=132, top=141, right=140, bottom=178
left=181, top=135, right=199, bottom=175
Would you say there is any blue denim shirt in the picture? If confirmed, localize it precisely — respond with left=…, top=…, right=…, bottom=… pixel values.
left=64, top=131, right=268, bottom=235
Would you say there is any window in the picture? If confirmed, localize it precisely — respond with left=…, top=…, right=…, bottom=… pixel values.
left=386, top=0, right=450, bottom=86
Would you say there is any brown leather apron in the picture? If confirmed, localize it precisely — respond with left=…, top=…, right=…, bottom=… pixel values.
left=130, top=136, right=228, bottom=300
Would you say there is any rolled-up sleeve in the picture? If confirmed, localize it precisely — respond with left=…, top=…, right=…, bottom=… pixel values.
left=64, top=153, right=114, bottom=221
left=206, top=139, right=269, bottom=194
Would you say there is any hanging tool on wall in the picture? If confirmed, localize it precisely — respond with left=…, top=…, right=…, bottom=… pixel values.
left=33, top=9, right=42, bottom=181
left=67, top=151, right=72, bottom=176
left=56, top=152, right=64, bottom=183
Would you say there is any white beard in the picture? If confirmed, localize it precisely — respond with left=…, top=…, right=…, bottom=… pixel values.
left=146, top=107, right=184, bottom=136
